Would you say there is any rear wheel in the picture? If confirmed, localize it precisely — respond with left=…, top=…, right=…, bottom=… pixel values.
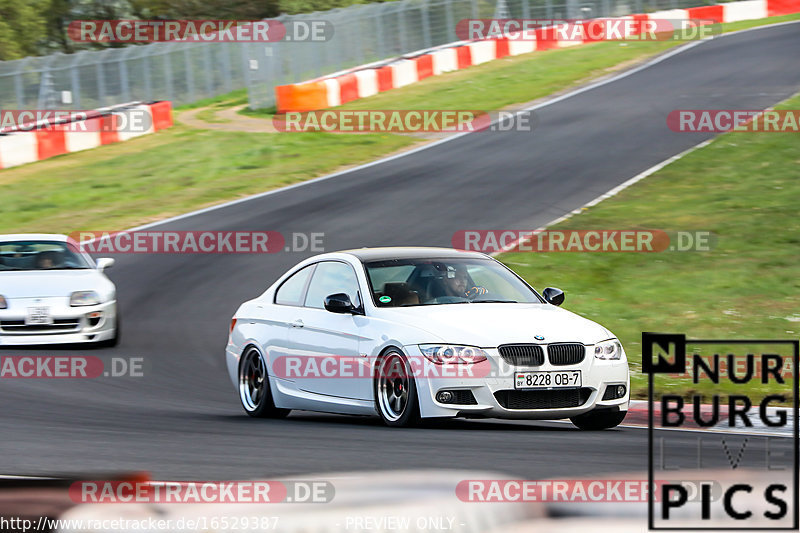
left=375, top=350, right=420, bottom=427
left=238, top=347, right=290, bottom=418
left=570, top=408, right=626, bottom=430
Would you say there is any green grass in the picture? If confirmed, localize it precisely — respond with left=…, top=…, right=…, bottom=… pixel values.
left=0, top=14, right=797, bottom=235
left=0, top=128, right=414, bottom=232
left=499, top=92, right=800, bottom=401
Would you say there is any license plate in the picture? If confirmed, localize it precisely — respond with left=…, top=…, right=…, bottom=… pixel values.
left=25, top=306, right=53, bottom=325
left=515, top=370, right=581, bottom=389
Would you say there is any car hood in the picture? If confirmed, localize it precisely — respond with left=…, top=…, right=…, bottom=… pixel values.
left=0, top=270, right=114, bottom=299
left=377, top=303, right=613, bottom=346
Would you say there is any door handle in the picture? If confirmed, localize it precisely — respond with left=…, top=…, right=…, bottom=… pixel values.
left=290, top=319, right=304, bottom=328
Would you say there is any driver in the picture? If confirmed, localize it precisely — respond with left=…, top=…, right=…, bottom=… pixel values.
left=443, top=265, right=488, bottom=299
left=36, top=251, right=59, bottom=269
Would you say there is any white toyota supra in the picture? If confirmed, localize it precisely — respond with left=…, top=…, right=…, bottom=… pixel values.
left=0, top=234, right=119, bottom=346
left=226, top=247, right=629, bottom=429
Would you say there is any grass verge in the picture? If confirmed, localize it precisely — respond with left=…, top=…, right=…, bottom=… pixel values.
left=499, top=92, right=800, bottom=401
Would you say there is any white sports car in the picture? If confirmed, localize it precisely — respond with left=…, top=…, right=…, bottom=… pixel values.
left=0, top=234, right=119, bottom=346
left=226, top=247, right=629, bottom=429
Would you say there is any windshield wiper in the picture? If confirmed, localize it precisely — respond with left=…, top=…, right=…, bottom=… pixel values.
left=471, top=299, right=518, bottom=303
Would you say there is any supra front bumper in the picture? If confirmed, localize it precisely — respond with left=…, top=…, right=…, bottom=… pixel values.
left=0, top=299, right=117, bottom=346
left=406, top=345, right=630, bottom=420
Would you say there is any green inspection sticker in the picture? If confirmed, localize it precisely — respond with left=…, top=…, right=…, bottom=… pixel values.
left=379, top=296, right=392, bottom=303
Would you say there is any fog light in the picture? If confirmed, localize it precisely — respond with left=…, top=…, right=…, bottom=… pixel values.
left=436, top=391, right=454, bottom=403
left=87, top=311, right=103, bottom=327
left=617, top=385, right=626, bottom=398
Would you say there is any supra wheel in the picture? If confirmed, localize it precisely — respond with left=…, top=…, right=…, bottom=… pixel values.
left=570, top=409, right=627, bottom=430
left=374, top=350, right=420, bottom=427
left=238, top=347, right=290, bottom=418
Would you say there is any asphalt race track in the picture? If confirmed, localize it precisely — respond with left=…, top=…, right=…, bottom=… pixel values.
left=2, top=23, right=799, bottom=480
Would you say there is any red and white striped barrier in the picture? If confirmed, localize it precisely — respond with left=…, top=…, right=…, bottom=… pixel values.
left=0, top=101, right=173, bottom=170
left=275, top=0, right=800, bottom=112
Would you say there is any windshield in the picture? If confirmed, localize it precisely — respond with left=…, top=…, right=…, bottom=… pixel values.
left=0, top=240, right=93, bottom=271
left=364, top=257, right=543, bottom=307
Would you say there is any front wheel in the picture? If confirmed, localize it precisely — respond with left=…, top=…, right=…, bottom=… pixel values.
left=570, top=408, right=626, bottom=430
left=374, top=350, right=420, bottom=427
left=238, top=347, right=290, bottom=418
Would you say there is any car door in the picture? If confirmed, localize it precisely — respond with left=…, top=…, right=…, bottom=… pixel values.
left=267, top=263, right=316, bottom=383
left=286, top=260, right=372, bottom=400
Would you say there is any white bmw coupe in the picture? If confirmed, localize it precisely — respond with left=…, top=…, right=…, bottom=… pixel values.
left=227, top=247, right=629, bottom=429
left=0, top=234, right=118, bottom=346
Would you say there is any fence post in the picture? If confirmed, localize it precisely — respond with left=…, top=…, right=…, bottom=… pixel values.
left=143, top=52, right=153, bottom=102
left=97, top=60, right=107, bottom=107
left=119, top=58, right=130, bottom=103
left=240, top=42, right=254, bottom=109
left=184, top=47, right=195, bottom=104
left=421, top=0, right=432, bottom=49
left=14, top=66, right=25, bottom=108
left=355, top=10, right=367, bottom=65
left=70, top=59, right=82, bottom=108
left=471, top=0, right=479, bottom=19
left=163, top=48, right=174, bottom=103
left=398, top=5, right=408, bottom=54
left=522, top=0, right=531, bottom=19
left=221, top=43, right=233, bottom=93
left=444, top=0, right=455, bottom=42
left=203, top=43, right=214, bottom=99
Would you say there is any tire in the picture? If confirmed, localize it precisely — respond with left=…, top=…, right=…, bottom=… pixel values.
left=238, top=346, right=290, bottom=418
left=570, top=408, right=627, bottom=430
left=374, top=349, right=420, bottom=427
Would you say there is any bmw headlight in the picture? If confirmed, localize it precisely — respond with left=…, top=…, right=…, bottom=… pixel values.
left=0, top=295, right=6, bottom=309
left=594, top=339, right=622, bottom=360
left=70, top=291, right=101, bottom=307
left=420, top=345, right=488, bottom=364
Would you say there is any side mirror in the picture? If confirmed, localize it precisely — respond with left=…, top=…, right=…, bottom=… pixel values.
left=96, top=258, right=115, bottom=272
left=324, top=293, right=355, bottom=314
left=542, top=287, right=565, bottom=306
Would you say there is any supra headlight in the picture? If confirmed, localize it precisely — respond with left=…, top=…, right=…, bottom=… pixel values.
left=0, top=295, right=6, bottom=309
left=70, top=291, right=101, bottom=307
left=420, top=345, right=488, bottom=364
left=594, top=339, right=623, bottom=360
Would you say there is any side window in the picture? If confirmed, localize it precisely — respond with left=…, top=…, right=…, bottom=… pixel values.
left=304, top=261, right=360, bottom=309
left=275, top=265, right=315, bottom=306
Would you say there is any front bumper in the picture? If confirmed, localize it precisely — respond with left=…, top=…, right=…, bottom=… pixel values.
left=0, top=297, right=117, bottom=346
left=407, top=344, right=630, bottom=420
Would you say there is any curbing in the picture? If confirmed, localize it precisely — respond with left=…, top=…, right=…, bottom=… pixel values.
left=0, top=101, right=173, bottom=170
